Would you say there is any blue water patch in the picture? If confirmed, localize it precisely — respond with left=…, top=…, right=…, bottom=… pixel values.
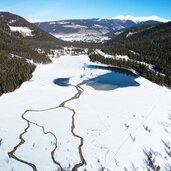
left=53, top=65, right=140, bottom=91
left=53, top=77, right=70, bottom=86
left=80, top=71, right=139, bottom=91
left=79, top=65, right=140, bottom=91
left=86, top=64, right=137, bottom=77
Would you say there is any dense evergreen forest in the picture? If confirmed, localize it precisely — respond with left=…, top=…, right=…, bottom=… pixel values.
left=0, top=12, right=68, bottom=95
left=0, top=53, right=36, bottom=95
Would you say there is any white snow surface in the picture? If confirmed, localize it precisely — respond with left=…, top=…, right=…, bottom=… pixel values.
left=9, top=26, right=34, bottom=37
left=126, top=32, right=137, bottom=37
left=51, top=33, right=110, bottom=43
left=93, top=24, right=107, bottom=29
left=9, top=20, right=16, bottom=24
left=113, top=15, right=170, bottom=23
left=96, top=49, right=130, bottom=61
left=63, top=24, right=88, bottom=29
left=0, top=54, right=171, bottom=171
left=57, top=21, right=70, bottom=25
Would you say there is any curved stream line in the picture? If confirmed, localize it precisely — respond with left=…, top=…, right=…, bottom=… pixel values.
left=60, top=85, right=86, bottom=171
left=8, top=84, right=85, bottom=171
left=8, top=109, right=64, bottom=171
left=8, top=111, right=38, bottom=171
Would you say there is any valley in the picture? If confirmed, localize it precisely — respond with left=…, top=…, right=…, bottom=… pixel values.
left=35, top=16, right=167, bottom=43
left=0, top=5, right=171, bottom=171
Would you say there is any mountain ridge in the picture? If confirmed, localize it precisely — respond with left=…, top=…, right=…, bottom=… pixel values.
left=35, top=16, right=164, bottom=42
left=31, top=15, right=170, bottom=23
left=112, top=15, right=170, bottom=23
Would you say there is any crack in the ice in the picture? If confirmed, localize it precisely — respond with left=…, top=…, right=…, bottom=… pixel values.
left=61, top=85, right=86, bottom=171
left=8, top=111, right=39, bottom=171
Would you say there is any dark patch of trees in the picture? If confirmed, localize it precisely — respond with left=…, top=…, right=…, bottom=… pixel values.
left=0, top=53, right=36, bottom=95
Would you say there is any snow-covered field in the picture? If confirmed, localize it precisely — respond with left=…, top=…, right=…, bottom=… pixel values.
left=0, top=54, right=171, bottom=171
left=51, top=33, right=110, bottom=43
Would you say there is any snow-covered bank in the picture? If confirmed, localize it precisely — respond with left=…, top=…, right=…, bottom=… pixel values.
left=0, top=54, right=171, bottom=171
left=95, top=49, right=129, bottom=61
left=95, top=49, right=163, bottom=75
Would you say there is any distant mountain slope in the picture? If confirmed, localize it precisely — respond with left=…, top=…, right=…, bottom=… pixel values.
left=101, top=21, right=171, bottom=87
left=35, top=17, right=162, bottom=42
left=116, top=21, right=171, bottom=69
left=122, top=21, right=171, bottom=41
left=0, top=12, right=66, bottom=95
left=112, top=24, right=159, bottom=41
left=0, top=12, right=67, bottom=49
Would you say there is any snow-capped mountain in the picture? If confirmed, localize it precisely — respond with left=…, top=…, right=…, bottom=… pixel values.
left=113, top=15, right=170, bottom=23
left=35, top=16, right=169, bottom=43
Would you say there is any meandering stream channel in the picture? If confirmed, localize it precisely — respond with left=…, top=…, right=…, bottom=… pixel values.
left=8, top=84, right=85, bottom=171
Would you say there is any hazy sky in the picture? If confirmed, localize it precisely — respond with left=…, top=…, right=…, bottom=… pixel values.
left=0, top=0, right=171, bottom=21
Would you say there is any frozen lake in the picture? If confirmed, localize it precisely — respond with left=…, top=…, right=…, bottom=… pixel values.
left=54, top=64, right=139, bottom=91
left=0, top=54, right=171, bottom=171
